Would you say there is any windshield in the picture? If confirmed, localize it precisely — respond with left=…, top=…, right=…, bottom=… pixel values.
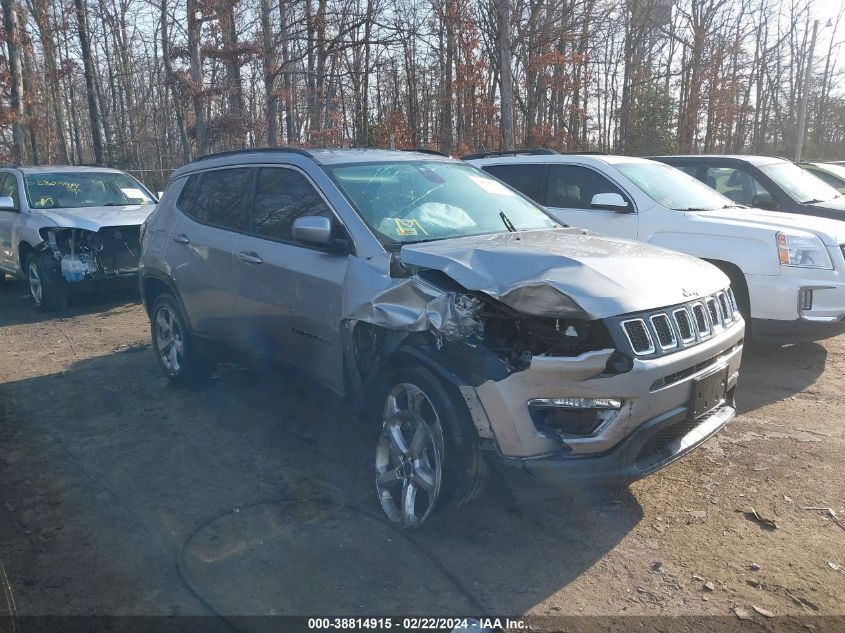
left=760, top=162, right=841, bottom=204
left=326, top=161, right=558, bottom=244
left=24, top=172, right=156, bottom=209
left=616, top=162, right=736, bottom=211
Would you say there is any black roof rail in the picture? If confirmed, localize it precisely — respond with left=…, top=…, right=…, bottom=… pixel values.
left=558, top=151, right=607, bottom=155
left=460, top=148, right=559, bottom=160
left=399, top=148, right=450, bottom=157
left=192, top=147, right=313, bottom=164
left=78, top=162, right=108, bottom=167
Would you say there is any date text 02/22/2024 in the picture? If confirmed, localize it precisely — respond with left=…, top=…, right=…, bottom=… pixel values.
left=306, top=617, right=526, bottom=630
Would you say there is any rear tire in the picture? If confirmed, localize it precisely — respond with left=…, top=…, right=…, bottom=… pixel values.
left=150, top=293, right=213, bottom=386
left=372, top=363, right=490, bottom=528
left=26, top=252, right=67, bottom=312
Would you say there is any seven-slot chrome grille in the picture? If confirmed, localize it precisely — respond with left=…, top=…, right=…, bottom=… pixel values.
left=620, top=287, right=741, bottom=357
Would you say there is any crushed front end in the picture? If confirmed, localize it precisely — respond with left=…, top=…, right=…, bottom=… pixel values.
left=462, top=289, right=745, bottom=491
left=41, top=226, right=142, bottom=284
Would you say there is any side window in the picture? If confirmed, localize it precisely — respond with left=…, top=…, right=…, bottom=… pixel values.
left=178, top=168, right=252, bottom=231
left=0, top=173, right=20, bottom=209
left=545, top=165, right=628, bottom=209
left=482, top=164, right=543, bottom=202
left=176, top=173, right=202, bottom=217
left=705, top=166, right=769, bottom=206
left=675, top=164, right=699, bottom=178
left=251, top=167, right=333, bottom=242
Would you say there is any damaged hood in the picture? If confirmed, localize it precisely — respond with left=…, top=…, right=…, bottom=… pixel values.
left=399, top=229, right=728, bottom=319
left=33, top=204, right=155, bottom=232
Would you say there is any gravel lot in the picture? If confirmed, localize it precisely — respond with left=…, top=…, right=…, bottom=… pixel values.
left=1, top=282, right=843, bottom=631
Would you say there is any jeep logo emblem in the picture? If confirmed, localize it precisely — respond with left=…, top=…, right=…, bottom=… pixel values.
left=682, top=288, right=700, bottom=298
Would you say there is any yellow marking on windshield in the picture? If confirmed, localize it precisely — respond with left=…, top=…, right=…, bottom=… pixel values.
left=393, top=218, right=428, bottom=236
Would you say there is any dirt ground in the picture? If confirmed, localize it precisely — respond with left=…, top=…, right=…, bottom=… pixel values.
left=1, top=281, right=843, bottom=631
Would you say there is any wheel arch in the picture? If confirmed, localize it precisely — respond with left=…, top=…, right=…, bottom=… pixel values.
left=17, top=240, right=38, bottom=277
left=704, top=258, right=751, bottom=319
left=141, top=271, right=194, bottom=331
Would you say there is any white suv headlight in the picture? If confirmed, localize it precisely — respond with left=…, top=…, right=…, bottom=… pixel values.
left=776, top=232, right=833, bottom=269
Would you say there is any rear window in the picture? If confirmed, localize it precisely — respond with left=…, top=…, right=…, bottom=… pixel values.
left=177, top=168, right=252, bottom=232
left=482, top=164, right=544, bottom=202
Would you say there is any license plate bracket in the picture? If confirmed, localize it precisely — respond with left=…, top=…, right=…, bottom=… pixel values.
left=690, top=365, right=729, bottom=420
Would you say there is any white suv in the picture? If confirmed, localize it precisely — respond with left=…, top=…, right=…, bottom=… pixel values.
left=466, top=151, right=845, bottom=335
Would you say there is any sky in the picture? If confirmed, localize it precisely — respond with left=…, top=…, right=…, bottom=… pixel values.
left=813, top=0, right=845, bottom=90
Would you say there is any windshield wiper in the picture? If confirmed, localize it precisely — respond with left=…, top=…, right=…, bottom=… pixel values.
left=499, top=210, right=517, bottom=232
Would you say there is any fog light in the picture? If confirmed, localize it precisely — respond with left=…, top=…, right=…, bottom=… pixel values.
left=798, top=288, right=814, bottom=312
left=528, top=398, right=622, bottom=437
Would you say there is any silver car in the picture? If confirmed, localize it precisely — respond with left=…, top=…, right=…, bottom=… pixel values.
left=140, top=149, right=745, bottom=528
left=0, top=165, right=157, bottom=310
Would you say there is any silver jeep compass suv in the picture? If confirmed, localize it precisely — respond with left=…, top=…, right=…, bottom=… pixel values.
left=140, top=148, right=744, bottom=527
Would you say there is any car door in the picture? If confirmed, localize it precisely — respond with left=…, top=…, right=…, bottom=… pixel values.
left=702, top=162, right=774, bottom=209
left=543, top=164, right=638, bottom=239
left=0, top=173, right=20, bottom=272
left=232, top=165, right=349, bottom=394
left=165, top=167, right=253, bottom=341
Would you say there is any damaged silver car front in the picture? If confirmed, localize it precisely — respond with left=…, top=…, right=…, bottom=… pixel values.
left=41, top=226, right=142, bottom=282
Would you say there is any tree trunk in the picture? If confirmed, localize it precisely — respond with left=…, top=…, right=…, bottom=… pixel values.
left=218, top=0, right=243, bottom=119
left=494, top=0, right=513, bottom=150
left=1, top=0, right=27, bottom=163
left=439, top=0, right=454, bottom=154
left=260, top=0, right=278, bottom=146
left=160, top=1, right=191, bottom=163
left=73, top=0, right=105, bottom=163
left=29, top=0, right=70, bottom=163
left=187, top=0, right=207, bottom=154
left=279, top=0, right=295, bottom=143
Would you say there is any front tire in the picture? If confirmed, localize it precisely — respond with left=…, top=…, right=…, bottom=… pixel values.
left=26, top=252, right=67, bottom=312
left=373, top=365, right=489, bottom=528
left=150, top=293, right=212, bottom=385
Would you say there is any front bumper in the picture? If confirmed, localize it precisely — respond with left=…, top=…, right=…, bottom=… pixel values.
left=746, top=255, right=845, bottom=323
left=462, top=319, right=744, bottom=488
left=494, top=399, right=734, bottom=490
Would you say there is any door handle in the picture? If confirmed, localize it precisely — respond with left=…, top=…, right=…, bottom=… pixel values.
left=171, top=233, right=190, bottom=245
left=237, top=251, right=263, bottom=265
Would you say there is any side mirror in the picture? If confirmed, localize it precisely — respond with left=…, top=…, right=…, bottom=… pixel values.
left=293, top=215, right=334, bottom=246
left=590, top=192, right=631, bottom=213
left=0, top=196, right=16, bottom=211
left=752, top=193, right=779, bottom=210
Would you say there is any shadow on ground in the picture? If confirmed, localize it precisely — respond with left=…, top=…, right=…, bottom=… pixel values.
left=0, top=278, right=140, bottom=328
left=0, top=347, right=641, bottom=617
left=734, top=340, right=827, bottom=414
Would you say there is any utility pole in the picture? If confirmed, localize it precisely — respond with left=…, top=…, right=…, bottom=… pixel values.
left=795, top=19, right=818, bottom=162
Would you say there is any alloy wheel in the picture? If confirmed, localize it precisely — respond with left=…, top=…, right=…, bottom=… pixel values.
left=154, top=306, right=185, bottom=375
left=375, top=383, right=444, bottom=527
left=28, top=262, right=42, bottom=306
